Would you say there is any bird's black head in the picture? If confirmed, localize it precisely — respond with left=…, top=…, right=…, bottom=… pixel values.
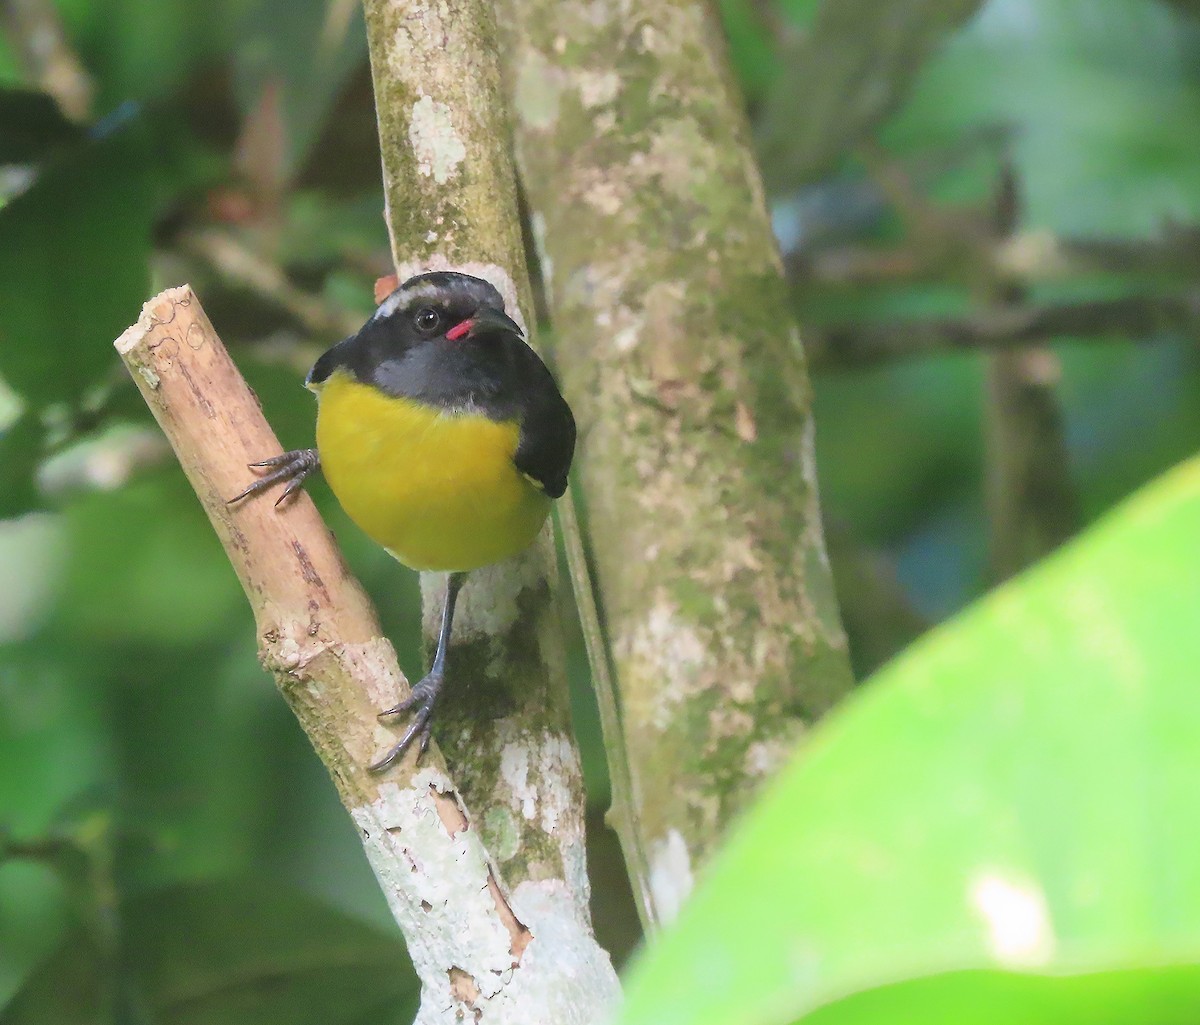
left=307, top=272, right=524, bottom=396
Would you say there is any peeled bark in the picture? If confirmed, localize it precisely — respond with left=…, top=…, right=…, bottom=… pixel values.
left=116, top=289, right=620, bottom=1025
left=361, top=0, right=599, bottom=913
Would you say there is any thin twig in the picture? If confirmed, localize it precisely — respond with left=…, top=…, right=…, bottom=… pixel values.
left=974, top=164, right=1078, bottom=579
left=180, top=228, right=364, bottom=340
left=556, top=490, right=656, bottom=926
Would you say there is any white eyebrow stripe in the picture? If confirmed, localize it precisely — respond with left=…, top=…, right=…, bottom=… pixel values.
left=373, top=281, right=445, bottom=319
left=371, top=275, right=508, bottom=322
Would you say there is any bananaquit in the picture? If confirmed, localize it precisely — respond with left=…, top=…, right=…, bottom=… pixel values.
left=231, top=272, right=576, bottom=770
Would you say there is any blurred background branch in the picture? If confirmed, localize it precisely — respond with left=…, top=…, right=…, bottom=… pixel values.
left=805, top=291, right=1200, bottom=370
left=0, top=0, right=92, bottom=120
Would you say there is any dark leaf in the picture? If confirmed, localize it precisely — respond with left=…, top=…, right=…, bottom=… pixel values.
left=0, top=123, right=154, bottom=407
left=1, top=929, right=106, bottom=1025
left=0, top=89, right=84, bottom=165
left=123, top=878, right=418, bottom=1025
left=0, top=412, right=47, bottom=518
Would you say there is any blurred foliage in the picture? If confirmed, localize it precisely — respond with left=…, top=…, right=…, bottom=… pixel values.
left=757, top=0, right=987, bottom=188
left=618, top=456, right=1200, bottom=1025
left=1, top=0, right=1198, bottom=1019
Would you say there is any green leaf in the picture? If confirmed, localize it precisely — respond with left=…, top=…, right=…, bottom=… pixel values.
left=123, top=879, right=417, bottom=1025
left=883, top=0, right=1200, bottom=237
left=0, top=123, right=153, bottom=407
left=617, top=456, right=1200, bottom=1025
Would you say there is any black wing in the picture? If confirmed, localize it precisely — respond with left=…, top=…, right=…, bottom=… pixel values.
left=511, top=344, right=575, bottom=499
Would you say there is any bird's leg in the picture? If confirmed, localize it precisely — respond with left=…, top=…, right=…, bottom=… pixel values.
left=370, top=571, right=466, bottom=771
left=227, top=449, right=321, bottom=506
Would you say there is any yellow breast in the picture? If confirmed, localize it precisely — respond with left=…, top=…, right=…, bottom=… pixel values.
left=313, top=371, right=551, bottom=572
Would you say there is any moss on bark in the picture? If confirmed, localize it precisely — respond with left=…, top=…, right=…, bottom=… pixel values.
left=498, top=0, right=855, bottom=921
left=362, top=0, right=587, bottom=905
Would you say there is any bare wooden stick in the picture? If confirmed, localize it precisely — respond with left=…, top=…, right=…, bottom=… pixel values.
left=115, top=285, right=616, bottom=1024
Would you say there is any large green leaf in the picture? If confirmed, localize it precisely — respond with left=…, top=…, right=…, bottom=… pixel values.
left=617, top=455, right=1200, bottom=1025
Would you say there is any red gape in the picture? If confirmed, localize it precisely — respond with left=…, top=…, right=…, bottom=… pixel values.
left=445, top=318, right=474, bottom=341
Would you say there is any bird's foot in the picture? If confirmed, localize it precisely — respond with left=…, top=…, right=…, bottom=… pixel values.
left=227, top=448, right=320, bottom=506
left=369, top=671, right=444, bottom=772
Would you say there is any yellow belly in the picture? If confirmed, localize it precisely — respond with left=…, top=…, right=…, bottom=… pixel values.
left=313, top=372, right=551, bottom=571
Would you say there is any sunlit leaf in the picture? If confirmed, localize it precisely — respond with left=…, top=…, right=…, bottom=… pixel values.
left=618, top=455, right=1200, bottom=1025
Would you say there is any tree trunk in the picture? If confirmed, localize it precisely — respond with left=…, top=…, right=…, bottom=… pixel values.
left=497, top=0, right=855, bottom=926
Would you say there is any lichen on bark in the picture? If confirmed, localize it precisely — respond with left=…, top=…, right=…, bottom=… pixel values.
left=497, top=0, right=855, bottom=923
left=322, top=1, right=621, bottom=1018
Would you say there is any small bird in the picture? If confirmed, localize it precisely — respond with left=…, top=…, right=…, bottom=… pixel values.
left=231, top=271, right=575, bottom=770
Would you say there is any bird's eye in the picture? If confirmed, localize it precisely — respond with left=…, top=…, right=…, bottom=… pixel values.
left=415, top=307, right=440, bottom=333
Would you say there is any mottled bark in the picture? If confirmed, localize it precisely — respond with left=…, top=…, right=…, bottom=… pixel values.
left=362, top=0, right=597, bottom=911
left=497, top=0, right=855, bottom=924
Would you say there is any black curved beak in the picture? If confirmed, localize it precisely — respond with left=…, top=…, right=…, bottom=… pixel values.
left=465, top=306, right=523, bottom=339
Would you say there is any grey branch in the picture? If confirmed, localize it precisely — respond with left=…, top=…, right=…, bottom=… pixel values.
left=361, top=0, right=618, bottom=1018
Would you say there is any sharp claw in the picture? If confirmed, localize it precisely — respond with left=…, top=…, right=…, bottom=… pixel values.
left=377, top=696, right=411, bottom=720
left=248, top=453, right=298, bottom=469
left=275, top=475, right=306, bottom=506
left=368, top=714, right=427, bottom=772
left=228, top=449, right=319, bottom=505
left=370, top=677, right=441, bottom=771
left=226, top=482, right=259, bottom=505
